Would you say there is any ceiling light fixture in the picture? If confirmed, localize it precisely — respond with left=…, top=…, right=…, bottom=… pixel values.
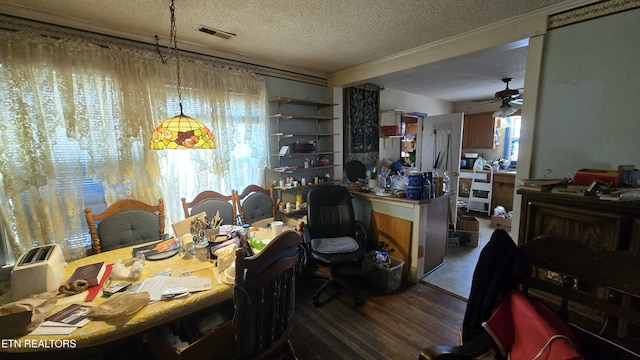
left=492, top=98, right=518, bottom=118
left=150, top=0, right=216, bottom=150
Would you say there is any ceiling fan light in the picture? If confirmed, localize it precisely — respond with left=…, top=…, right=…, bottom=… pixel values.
left=493, top=105, right=518, bottom=118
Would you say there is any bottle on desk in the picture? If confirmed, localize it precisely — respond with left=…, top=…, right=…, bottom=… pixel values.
left=296, top=190, right=303, bottom=210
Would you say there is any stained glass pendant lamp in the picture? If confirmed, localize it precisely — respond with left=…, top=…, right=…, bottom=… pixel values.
left=150, top=0, right=216, bottom=150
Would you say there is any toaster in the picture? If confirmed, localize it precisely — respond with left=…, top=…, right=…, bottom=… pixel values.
left=11, top=244, right=67, bottom=300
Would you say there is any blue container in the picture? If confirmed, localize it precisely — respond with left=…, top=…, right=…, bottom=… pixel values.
left=406, top=186, right=422, bottom=200
left=390, top=161, right=403, bottom=171
left=408, top=173, right=423, bottom=187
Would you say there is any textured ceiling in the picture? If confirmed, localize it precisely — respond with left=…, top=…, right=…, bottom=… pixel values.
left=0, top=0, right=567, bottom=102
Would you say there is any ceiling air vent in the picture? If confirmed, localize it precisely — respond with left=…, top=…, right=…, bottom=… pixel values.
left=198, top=26, right=236, bottom=40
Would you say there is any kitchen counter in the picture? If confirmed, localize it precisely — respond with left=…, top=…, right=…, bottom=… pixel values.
left=353, top=190, right=448, bottom=205
left=460, top=169, right=516, bottom=176
left=352, top=192, right=449, bottom=283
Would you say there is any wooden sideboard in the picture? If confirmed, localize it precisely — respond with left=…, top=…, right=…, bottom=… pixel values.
left=517, top=190, right=640, bottom=253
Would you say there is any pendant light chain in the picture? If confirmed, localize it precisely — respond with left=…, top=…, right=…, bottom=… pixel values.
left=150, top=0, right=216, bottom=150
left=168, top=0, right=184, bottom=115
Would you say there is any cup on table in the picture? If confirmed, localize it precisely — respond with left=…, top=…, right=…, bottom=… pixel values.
left=181, top=234, right=194, bottom=258
left=271, top=221, right=284, bottom=237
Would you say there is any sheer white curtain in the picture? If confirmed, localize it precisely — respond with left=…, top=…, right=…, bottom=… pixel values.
left=0, top=30, right=268, bottom=261
left=157, top=64, right=270, bottom=229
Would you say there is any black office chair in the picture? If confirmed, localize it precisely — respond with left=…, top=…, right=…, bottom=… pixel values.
left=304, top=185, right=368, bottom=307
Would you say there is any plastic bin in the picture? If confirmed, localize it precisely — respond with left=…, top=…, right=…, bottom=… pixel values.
left=362, top=256, right=404, bottom=294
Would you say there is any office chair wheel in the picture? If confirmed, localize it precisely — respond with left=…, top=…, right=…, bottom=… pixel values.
left=355, top=297, right=365, bottom=307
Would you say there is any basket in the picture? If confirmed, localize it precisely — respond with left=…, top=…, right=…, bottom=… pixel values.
left=347, top=182, right=364, bottom=192
left=362, top=256, right=404, bottom=294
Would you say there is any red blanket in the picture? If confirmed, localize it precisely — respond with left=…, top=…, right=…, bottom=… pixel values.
left=482, top=290, right=583, bottom=360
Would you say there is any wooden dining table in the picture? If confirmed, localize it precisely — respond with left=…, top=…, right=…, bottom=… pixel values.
left=2, top=226, right=283, bottom=358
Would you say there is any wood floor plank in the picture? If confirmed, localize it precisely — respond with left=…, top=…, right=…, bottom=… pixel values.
left=290, top=280, right=467, bottom=359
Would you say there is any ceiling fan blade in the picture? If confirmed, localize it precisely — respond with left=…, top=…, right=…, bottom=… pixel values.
left=472, top=98, right=499, bottom=103
left=510, top=98, right=523, bottom=106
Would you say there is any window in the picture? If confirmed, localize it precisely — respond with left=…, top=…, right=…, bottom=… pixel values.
left=502, top=116, right=521, bottom=163
left=1, top=30, right=268, bottom=262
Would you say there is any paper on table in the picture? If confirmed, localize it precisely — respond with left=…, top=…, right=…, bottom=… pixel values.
left=134, top=275, right=211, bottom=301
left=30, top=324, right=78, bottom=335
left=29, top=319, right=90, bottom=335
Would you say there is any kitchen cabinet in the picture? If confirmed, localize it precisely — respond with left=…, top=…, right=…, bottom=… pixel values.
left=463, top=112, right=497, bottom=149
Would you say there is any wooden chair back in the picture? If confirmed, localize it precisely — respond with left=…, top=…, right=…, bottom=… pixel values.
left=84, top=198, right=164, bottom=254
left=235, top=185, right=276, bottom=226
left=233, top=230, right=301, bottom=359
left=181, top=190, right=237, bottom=226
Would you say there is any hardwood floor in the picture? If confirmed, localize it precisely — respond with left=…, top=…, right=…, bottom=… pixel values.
left=290, top=279, right=467, bottom=359
left=36, top=278, right=466, bottom=360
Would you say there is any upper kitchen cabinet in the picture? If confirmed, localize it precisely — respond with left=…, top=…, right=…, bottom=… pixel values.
left=462, top=112, right=498, bottom=149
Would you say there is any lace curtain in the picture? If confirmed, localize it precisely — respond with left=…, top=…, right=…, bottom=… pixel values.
left=0, top=30, right=268, bottom=261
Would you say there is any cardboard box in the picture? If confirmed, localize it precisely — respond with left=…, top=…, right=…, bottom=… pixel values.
left=457, top=215, right=479, bottom=232
left=491, top=216, right=512, bottom=230
left=449, top=230, right=479, bottom=247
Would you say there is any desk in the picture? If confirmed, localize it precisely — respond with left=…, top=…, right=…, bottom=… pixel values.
left=2, top=241, right=233, bottom=357
left=352, top=192, right=449, bottom=283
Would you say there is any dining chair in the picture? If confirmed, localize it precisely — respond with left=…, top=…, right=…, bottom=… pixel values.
left=84, top=198, right=165, bottom=254
left=235, top=184, right=276, bottom=226
left=181, top=190, right=237, bottom=226
left=233, top=230, right=301, bottom=359
left=303, top=184, right=368, bottom=307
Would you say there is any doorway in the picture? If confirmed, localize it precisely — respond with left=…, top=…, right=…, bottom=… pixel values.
left=422, top=114, right=521, bottom=300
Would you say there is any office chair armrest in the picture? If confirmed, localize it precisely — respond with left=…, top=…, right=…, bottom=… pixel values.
left=298, top=222, right=313, bottom=270
left=302, top=222, right=312, bottom=245
left=419, top=332, right=495, bottom=360
left=355, top=220, right=372, bottom=251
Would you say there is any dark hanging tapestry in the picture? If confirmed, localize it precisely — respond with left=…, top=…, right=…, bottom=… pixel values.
left=344, top=86, right=379, bottom=166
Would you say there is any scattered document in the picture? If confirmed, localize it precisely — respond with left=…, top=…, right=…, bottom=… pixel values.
left=133, top=275, right=211, bottom=301
left=30, top=303, right=93, bottom=335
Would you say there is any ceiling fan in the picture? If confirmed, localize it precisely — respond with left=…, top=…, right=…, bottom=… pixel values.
left=492, top=77, right=522, bottom=118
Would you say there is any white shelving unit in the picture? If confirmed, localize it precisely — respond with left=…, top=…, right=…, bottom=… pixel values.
left=269, top=97, right=339, bottom=177
left=269, top=97, right=339, bottom=220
